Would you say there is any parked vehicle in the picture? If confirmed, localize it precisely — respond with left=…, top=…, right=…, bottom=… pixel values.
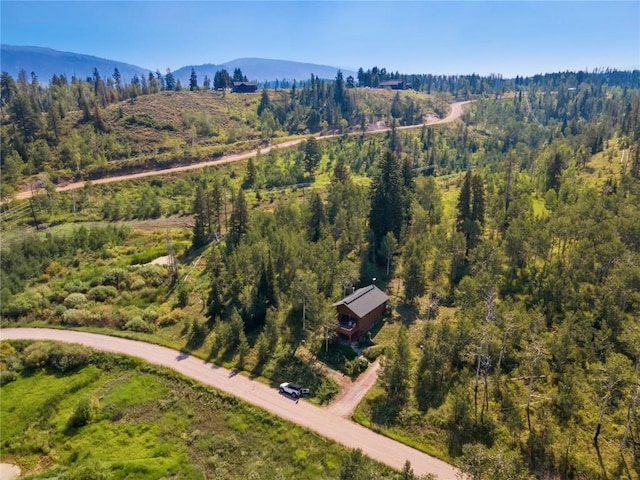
left=279, top=382, right=309, bottom=398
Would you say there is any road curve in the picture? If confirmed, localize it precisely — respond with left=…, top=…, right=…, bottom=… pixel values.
left=0, top=328, right=459, bottom=479
left=11, top=101, right=470, bottom=202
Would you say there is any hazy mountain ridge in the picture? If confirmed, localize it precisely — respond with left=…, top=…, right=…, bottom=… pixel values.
left=1, top=45, right=357, bottom=84
left=173, top=58, right=357, bottom=84
left=0, top=44, right=153, bottom=83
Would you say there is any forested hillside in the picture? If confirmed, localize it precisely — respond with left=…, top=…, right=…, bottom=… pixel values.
left=0, top=67, right=445, bottom=198
left=1, top=65, right=640, bottom=479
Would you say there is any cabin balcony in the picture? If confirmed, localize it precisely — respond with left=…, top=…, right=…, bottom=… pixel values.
left=335, top=319, right=358, bottom=336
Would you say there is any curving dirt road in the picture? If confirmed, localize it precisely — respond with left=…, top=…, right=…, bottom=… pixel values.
left=11, top=101, right=470, bottom=202
left=0, top=328, right=459, bottom=479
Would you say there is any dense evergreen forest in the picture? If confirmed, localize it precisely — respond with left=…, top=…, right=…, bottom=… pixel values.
left=1, top=64, right=640, bottom=479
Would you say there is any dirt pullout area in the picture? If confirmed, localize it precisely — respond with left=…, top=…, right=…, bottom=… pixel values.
left=0, top=463, right=21, bottom=480
left=326, top=359, right=381, bottom=417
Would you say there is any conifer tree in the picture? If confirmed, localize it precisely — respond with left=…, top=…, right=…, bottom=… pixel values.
left=112, top=67, right=121, bottom=92
left=164, top=69, right=176, bottom=91
left=332, top=157, right=350, bottom=183
left=214, top=69, right=231, bottom=90
left=210, top=176, right=223, bottom=234
left=244, top=157, right=257, bottom=188
left=546, top=151, right=565, bottom=192
left=369, top=150, right=404, bottom=249
left=228, top=188, right=248, bottom=247
left=232, top=68, right=244, bottom=82
left=252, top=254, right=278, bottom=329
left=382, top=325, right=411, bottom=404
left=304, top=136, right=322, bottom=175
left=456, top=168, right=485, bottom=255
left=456, top=169, right=472, bottom=232
left=207, top=246, right=225, bottom=319
left=257, top=88, right=270, bottom=116
left=189, top=68, right=198, bottom=91
left=191, top=184, right=207, bottom=249
left=307, top=191, right=327, bottom=242
left=402, top=237, right=426, bottom=303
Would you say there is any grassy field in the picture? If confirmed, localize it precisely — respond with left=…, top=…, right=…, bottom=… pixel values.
left=0, top=342, right=399, bottom=480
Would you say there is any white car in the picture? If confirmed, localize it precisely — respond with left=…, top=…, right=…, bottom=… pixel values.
left=279, top=382, right=309, bottom=398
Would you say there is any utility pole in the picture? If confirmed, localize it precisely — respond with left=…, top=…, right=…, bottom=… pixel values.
left=302, top=292, right=306, bottom=331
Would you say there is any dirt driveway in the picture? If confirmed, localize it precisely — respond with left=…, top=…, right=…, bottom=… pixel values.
left=1, top=328, right=459, bottom=479
left=326, top=359, right=381, bottom=417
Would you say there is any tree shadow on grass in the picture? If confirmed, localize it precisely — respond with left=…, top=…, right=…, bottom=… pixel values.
left=367, top=391, right=403, bottom=427
left=395, top=302, right=419, bottom=325
left=183, top=320, right=208, bottom=351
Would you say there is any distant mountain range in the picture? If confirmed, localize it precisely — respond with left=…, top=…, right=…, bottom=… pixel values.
left=0, top=45, right=356, bottom=85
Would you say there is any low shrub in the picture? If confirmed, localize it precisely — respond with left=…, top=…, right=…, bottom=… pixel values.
left=129, top=277, right=146, bottom=290
left=139, top=287, right=160, bottom=303
left=2, top=292, right=39, bottom=319
left=124, top=316, right=154, bottom=333
left=87, top=285, right=118, bottom=302
left=64, top=293, right=88, bottom=308
left=177, top=284, right=190, bottom=308
left=142, top=306, right=159, bottom=323
left=67, top=397, right=93, bottom=428
left=315, top=377, right=339, bottom=404
left=157, top=308, right=186, bottom=327
left=64, top=280, right=90, bottom=294
left=343, top=356, right=369, bottom=378
left=362, top=345, right=386, bottom=361
left=0, top=370, right=18, bottom=385
left=91, top=305, right=127, bottom=329
left=101, top=268, right=129, bottom=287
left=23, top=341, right=91, bottom=372
left=65, top=462, right=110, bottom=480
left=138, top=264, right=167, bottom=287
left=62, top=308, right=97, bottom=326
left=49, top=343, right=92, bottom=372
left=23, top=342, right=53, bottom=368
left=0, top=342, right=17, bottom=359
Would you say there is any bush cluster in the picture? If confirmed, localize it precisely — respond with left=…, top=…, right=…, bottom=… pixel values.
left=22, top=342, right=92, bottom=372
left=124, top=316, right=154, bottom=333
left=67, top=397, right=94, bottom=428
left=343, top=356, right=369, bottom=378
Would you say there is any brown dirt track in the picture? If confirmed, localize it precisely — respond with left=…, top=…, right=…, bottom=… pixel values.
left=11, top=101, right=469, bottom=202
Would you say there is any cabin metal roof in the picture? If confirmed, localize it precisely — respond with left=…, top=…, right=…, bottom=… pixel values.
left=332, top=284, right=390, bottom=318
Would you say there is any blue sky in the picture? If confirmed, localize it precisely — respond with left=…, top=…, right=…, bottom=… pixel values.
left=1, top=1, right=639, bottom=77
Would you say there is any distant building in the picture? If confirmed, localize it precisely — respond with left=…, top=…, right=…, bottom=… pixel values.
left=333, top=284, right=390, bottom=343
left=379, top=79, right=408, bottom=90
left=232, top=81, right=258, bottom=93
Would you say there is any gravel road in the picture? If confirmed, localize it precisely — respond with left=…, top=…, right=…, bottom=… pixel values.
left=11, top=101, right=470, bottom=202
left=1, top=328, right=459, bottom=479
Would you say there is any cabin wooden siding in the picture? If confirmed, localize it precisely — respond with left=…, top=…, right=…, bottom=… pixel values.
left=333, top=286, right=389, bottom=342
left=379, top=79, right=407, bottom=90
left=232, top=81, right=258, bottom=93
left=335, top=303, right=386, bottom=341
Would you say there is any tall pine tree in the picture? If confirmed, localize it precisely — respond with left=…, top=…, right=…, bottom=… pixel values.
left=369, top=150, right=404, bottom=249
left=191, top=184, right=207, bottom=249
left=456, top=168, right=485, bottom=256
left=228, top=188, right=248, bottom=247
left=189, top=68, right=199, bottom=91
